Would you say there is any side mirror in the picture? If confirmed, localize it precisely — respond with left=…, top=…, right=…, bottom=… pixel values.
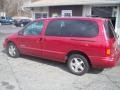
left=18, top=30, right=23, bottom=36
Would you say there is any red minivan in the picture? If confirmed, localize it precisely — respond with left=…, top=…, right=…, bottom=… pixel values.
left=3, top=17, right=120, bottom=75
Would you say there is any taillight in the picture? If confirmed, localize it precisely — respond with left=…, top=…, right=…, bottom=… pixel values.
left=106, top=48, right=111, bottom=56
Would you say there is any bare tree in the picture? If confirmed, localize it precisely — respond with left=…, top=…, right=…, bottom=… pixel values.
left=0, top=0, right=4, bottom=11
left=0, top=0, right=31, bottom=16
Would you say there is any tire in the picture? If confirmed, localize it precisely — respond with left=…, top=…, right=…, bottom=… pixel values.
left=7, top=43, right=20, bottom=58
left=67, top=54, right=90, bottom=75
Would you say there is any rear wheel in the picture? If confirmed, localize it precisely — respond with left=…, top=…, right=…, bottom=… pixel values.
left=67, top=54, right=90, bottom=75
left=7, top=43, right=20, bottom=58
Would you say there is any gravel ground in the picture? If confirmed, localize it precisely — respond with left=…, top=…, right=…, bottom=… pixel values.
left=0, top=25, right=120, bottom=90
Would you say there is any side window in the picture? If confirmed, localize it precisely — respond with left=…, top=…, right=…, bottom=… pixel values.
left=45, top=19, right=98, bottom=37
left=45, top=20, right=61, bottom=36
left=23, top=21, right=43, bottom=36
left=61, top=20, right=98, bottom=37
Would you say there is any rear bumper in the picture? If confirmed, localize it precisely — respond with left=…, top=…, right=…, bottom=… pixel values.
left=90, top=54, right=120, bottom=68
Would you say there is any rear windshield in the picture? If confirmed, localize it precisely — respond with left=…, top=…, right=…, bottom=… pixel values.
left=104, top=20, right=116, bottom=38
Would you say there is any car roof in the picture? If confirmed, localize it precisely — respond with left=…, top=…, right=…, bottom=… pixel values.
left=35, top=17, right=108, bottom=22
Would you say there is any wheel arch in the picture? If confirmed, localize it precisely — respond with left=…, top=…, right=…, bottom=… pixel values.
left=7, top=40, right=19, bottom=51
left=7, top=40, right=15, bottom=46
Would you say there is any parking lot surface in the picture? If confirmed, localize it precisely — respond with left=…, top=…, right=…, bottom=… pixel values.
left=0, top=25, right=120, bottom=90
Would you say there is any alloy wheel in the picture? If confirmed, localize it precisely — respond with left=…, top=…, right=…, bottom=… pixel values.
left=8, top=44, right=17, bottom=57
left=70, top=57, right=85, bottom=73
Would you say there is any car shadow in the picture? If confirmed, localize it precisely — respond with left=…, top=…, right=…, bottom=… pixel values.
left=2, top=49, right=104, bottom=75
left=21, top=55, right=69, bottom=72
left=88, top=68, right=104, bottom=74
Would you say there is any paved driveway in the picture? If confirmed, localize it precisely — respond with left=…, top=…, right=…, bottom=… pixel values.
left=0, top=25, right=120, bottom=90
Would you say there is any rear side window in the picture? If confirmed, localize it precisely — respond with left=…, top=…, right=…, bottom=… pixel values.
left=46, top=19, right=99, bottom=37
left=104, top=20, right=116, bottom=38
left=45, top=20, right=61, bottom=36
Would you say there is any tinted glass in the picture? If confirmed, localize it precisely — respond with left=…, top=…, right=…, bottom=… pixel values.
left=46, top=20, right=61, bottom=36
left=23, top=21, right=43, bottom=36
left=46, top=20, right=98, bottom=37
left=61, top=20, right=98, bottom=37
left=104, top=20, right=116, bottom=38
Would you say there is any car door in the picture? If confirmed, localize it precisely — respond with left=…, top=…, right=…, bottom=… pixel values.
left=18, top=20, right=44, bottom=56
left=42, top=19, right=69, bottom=62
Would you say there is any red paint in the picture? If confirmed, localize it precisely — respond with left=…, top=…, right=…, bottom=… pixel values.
left=3, top=17, right=120, bottom=69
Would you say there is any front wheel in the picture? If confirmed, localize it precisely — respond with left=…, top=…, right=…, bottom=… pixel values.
left=7, top=43, right=20, bottom=58
left=67, top=54, right=90, bottom=75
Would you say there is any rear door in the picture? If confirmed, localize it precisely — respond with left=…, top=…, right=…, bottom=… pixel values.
left=41, top=19, right=67, bottom=61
